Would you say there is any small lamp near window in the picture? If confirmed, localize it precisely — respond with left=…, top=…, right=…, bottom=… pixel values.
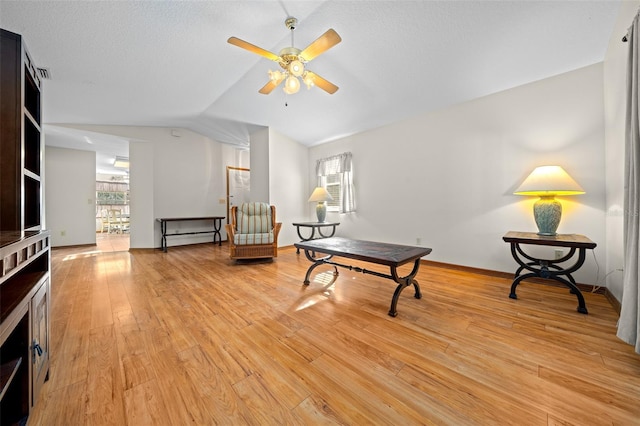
left=308, top=187, right=333, bottom=223
left=514, top=165, right=585, bottom=236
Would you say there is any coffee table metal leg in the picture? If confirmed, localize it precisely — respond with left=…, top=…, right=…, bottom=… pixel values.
left=388, top=259, right=422, bottom=317
left=302, top=250, right=337, bottom=284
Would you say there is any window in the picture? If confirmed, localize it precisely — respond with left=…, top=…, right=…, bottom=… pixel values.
left=324, top=173, right=341, bottom=211
left=96, top=179, right=129, bottom=216
left=96, top=190, right=127, bottom=205
left=316, top=152, right=356, bottom=214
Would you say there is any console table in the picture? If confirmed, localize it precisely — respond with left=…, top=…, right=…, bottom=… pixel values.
left=292, top=222, right=340, bottom=253
left=294, top=237, right=432, bottom=317
left=502, top=231, right=597, bottom=314
left=157, top=217, right=224, bottom=252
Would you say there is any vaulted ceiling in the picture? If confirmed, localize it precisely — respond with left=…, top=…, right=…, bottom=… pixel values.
left=0, top=1, right=621, bottom=172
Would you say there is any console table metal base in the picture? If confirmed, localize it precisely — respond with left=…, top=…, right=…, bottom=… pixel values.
left=503, top=232, right=596, bottom=315
left=300, top=250, right=422, bottom=317
left=157, top=217, right=224, bottom=252
left=293, top=222, right=339, bottom=254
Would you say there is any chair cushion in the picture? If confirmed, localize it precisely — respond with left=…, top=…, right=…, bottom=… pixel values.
left=234, top=232, right=274, bottom=245
left=237, top=202, right=273, bottom=234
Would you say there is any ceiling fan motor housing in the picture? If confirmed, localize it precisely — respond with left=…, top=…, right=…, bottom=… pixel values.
left=285, top=17, right=297, bottom=30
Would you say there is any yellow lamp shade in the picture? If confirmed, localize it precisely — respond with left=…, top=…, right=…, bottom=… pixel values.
left=514, top=165, right=585, bottom=196
left=308, top=187, right=333, bottom=202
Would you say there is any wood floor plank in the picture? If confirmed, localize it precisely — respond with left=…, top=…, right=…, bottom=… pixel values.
left=86, top=325, right=126, bottom=425
left=123, top=379, right=173, bottom=426
left=232, top=373, right=299, bottom=425
left=27, top=243, right=640, bottom=426
left=178, top=344, right=254, bottom=424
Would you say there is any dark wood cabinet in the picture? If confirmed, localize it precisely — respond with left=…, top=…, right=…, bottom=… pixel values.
left=1, top=28, right=43, bottom=232
left=0, top=28, right=50, bottom=425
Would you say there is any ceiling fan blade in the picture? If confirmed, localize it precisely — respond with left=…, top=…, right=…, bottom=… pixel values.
left=227, top=37, right=280, bottom=62
left=307, top=72, right=339, bottom=94
left=299, top=29, right=342, bottom=62
left=258, top=78, right=283, bottom=95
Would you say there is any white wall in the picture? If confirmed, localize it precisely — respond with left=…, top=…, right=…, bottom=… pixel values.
left=309, top=64, right=606, bottom=285
left=249, top=128, right=270, bottom=202
left=604, top=1, right=639, bottom=301
left=45, top=146, right=96, bottom=247
left=267, top=128, right=309, bottom=246
left=129, top=140, right=154, bottom=249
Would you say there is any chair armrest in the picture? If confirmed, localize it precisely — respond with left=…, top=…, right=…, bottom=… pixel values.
left=273, top=222, right=282, bottom=243
left=225, top=224, right=236, bottom=246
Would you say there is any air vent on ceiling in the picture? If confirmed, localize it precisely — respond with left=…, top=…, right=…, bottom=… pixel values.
left=36, top=67, right=51, bottom=79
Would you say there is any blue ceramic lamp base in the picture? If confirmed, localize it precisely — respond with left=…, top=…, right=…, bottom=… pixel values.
left=316, top=202, right=327, bottom=223
left=533, top=196, right=562, bottom=236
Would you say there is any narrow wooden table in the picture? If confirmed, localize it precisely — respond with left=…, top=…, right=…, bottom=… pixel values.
left=157, top=217, right=224, bottom=252
left=294, top=237, right=432, bottom=317
left=292, top=221, right=340, bottom=253
left=503, top=231, right=597, bottom=314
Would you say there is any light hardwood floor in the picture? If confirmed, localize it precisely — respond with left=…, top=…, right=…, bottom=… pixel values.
left=95, top=232, right=130, bottom=253
left=28, top=242, right=640, bottom=425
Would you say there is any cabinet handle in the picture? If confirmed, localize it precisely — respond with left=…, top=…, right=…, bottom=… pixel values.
left=32, top=342, right=43, bottom=357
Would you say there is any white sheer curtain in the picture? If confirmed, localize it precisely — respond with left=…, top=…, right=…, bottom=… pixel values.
left=316, top=152, right=356, bottom=213
left=618, top=12, right=640, bottom=354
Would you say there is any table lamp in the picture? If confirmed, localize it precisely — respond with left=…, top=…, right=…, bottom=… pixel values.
left=308, top=187, right=333, bottom=223
left=514, top=165, right=585, bottom=236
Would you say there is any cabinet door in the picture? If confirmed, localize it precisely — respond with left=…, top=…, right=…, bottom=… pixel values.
left=31, top=279, right=49, bottom=405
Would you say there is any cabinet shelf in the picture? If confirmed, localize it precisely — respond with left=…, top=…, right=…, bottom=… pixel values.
left=0, top=358, right=22, bottom=401
left=23, top=108, right=40, bottom=131
left=23, top=65, right=40, bottom=124
left=0, top=271, right=47, bottom=324
left=23, top=170, right=40, bottom=182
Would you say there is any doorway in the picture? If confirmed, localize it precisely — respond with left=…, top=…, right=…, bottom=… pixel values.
left=226, top=166, right=250, bottom=224
left=96, top=174, right=130, bottom=252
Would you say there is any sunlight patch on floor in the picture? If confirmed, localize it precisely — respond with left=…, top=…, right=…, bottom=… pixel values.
left=294, top=271, right=338, bottom=311
left=62, top=250, right=101, bottom=261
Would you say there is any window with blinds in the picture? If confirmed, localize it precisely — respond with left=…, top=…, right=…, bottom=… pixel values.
left=325, top=173, right=340, bottom=211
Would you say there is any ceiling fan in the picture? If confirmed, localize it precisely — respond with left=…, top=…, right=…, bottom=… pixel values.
left=228, top=17, right=341, bottom=95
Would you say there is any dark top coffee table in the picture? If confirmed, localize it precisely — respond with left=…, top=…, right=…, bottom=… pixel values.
left=294, top=237, right=432, bottom=317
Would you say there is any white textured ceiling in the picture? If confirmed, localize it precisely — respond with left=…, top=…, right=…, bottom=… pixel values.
left=0, top=0, right=621, bottom=171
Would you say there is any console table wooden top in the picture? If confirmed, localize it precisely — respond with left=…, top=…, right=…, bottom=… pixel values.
left=156, top=216, right=225, bottom=222
left=502, top=231, right=596, bottom=249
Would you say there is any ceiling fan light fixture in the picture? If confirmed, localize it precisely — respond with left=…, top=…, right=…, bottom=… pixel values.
left=268, top=69, right=284, bottom=83
left=303, top=72, right=315, bottom=89
left=283, top=75, right=300, bottom=94
left=289, top=59, right=304, bottom=77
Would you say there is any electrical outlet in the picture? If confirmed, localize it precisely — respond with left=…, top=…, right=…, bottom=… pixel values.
left=554, top=249, right=563, bottom=259
left=219, top=198, right=226, bottom=204
left=60, top=230, right=66, bottom=236
left=416, top=237, right=422, bottom=245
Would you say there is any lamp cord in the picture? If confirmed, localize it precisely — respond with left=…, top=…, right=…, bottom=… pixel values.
left=590, top=249, right=622, bottom=293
